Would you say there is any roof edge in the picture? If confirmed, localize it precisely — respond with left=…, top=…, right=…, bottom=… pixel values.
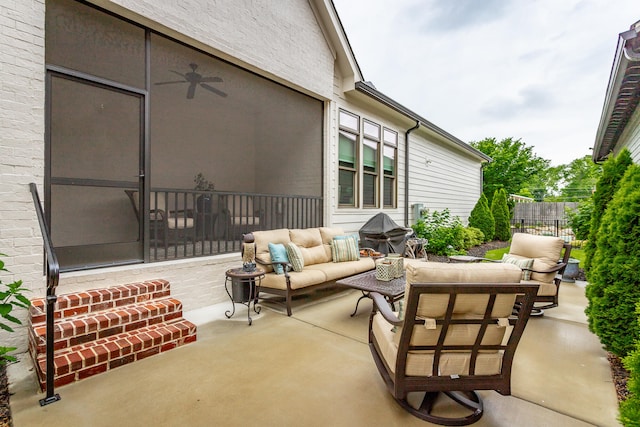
left=354, top=81, right=492, bottom=162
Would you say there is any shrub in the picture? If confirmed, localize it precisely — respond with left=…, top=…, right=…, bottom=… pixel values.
left=411, top=209, right=465, bottom=256
left=620, top=307, right=640, bottom=426
left=491, top=189, right=511, bottom=241
left=0, top=255, right=31, bottom=366
left=468, top=193, right=494, bottom=242
left=584, top=149, right=632, bottom=274
left=585, top=164, right=640, bottom=357
left=566, top=199, right=593, bottom=241
left=461, top=227, right=484, bottom=249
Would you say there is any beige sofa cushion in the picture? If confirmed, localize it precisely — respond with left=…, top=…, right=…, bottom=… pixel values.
left=319, top=227, right=345, bottom=244
left=260, top=269, right=328, bottom=290
left=290, top=228, right=331, bottom=265
left=397, top=263, right=522, bottom=347
left=372, top=312, right=503, bottom=376
left=509, top=233, right=564, bottom=283
left=253, top=229, right=291, bottom=273
left=306, top=258, right=375, bottom=281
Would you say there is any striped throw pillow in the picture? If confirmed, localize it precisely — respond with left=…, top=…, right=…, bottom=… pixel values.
left=502, top=254, right=534, bottom=281
left=285, top=242, right=305, bottom=272
left=331, top=237, right=360, bottom=262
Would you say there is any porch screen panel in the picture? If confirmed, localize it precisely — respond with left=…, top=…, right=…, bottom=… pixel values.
left=50, top=76, right=141, bottom=248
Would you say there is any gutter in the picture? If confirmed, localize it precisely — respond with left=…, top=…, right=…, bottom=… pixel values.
left=404, top=121, right=420, bottom=227
left=593, top=22, right=640, bottom=163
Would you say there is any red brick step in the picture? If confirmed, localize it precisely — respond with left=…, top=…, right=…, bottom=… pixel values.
left=28, top=279, right=196, bottom=391
left=28, top=297, right=185, bottom=357
left=32, top=318, right=197, bottom=389
left=28, top=279, right=171, bottom=325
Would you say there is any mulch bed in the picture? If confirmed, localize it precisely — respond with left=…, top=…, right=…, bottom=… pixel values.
left=0, top=365, right=10, bottom=427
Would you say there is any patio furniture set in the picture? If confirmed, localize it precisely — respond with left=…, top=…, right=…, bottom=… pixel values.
left=223, top=226, right=571, bottom=425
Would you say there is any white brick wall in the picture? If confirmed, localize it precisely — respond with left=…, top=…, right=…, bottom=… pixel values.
left=0, top=0, right=46, bottom=352
left=102, top=0, right=335, bottom=99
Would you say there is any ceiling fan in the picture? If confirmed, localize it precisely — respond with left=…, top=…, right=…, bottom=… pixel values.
left=155, top=63, right=227, bottom=99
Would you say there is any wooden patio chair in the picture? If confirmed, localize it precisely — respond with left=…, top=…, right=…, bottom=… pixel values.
left=368, top=262, right=538, bottom=425
left=125, top=190, right=195, bottom=246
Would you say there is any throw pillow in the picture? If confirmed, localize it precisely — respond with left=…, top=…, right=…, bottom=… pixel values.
left=285, top=242, right=304, bottom=272
left=333, top=233, right=360, bottom=243
left=502, top=254, right=534, bottom=281
left=268, top=242, right=289, bottom=275
left=331, top=237, right=360, bottom=262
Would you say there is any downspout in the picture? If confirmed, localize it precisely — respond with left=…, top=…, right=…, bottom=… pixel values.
left=404, top=121, right=420, bottom=227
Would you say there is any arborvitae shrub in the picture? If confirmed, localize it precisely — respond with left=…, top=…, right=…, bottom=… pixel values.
left=585, top=164, right=640, bottom=358
left=468, top=193, right=494, bottom=242
left=584, top=149, right=632, bottom=274
left=491, top=189, right=511, bottom=241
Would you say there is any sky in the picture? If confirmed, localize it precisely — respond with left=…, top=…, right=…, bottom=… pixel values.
left=332, top=0, right=639, bottom=166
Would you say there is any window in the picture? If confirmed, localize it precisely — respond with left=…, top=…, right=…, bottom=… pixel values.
left=338, top=110, right=359, bottom=207
left=338, top=110, right=398, bottom=210
left=363, top=120, right=380, bottom=207
left=383, top=128, right=398, bottom=208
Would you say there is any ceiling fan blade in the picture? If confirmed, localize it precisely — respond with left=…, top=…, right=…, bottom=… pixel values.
left=155, top=80, right=187, bottom=85
left=200, top=83, right=227, bottom=97
left=170, top=70, right=187, bottom=79
left=200, top=76, right=223, bottom=83
left=186, top=82, right=197, bottom=99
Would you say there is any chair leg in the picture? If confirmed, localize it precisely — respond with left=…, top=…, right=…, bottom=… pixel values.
left=395, top=391, right=483, bottom=426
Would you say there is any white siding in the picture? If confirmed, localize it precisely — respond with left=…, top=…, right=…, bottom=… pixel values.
left=615, top=104, right=640, bottom=163
left=408, top=134, right=482, bottom=225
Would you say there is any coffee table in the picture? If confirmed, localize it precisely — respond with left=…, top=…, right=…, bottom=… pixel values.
left=336, top=270, right=406, bottom=316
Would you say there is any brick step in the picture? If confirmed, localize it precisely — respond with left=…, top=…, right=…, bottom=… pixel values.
left=28, top=279, right=171, bottom=325
left=28, top=297, right=184, bottom=357
left=33, top=318, right=197, bottom=390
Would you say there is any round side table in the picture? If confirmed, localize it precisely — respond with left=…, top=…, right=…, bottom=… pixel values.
left=224, top=267, right=265, bottom=325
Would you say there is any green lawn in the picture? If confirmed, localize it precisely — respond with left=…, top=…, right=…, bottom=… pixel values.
left=484, top=246, right=585, bottom=264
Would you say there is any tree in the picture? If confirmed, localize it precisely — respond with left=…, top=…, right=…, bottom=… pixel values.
left=470, top=137, right=550, bottom=204
left=556, top=155, right=601, bottom=201
left=585, top=163, right=640, bottom=357
left=584, top=149, right=633, bottom=274
left=491, top=188, right=511, bottom=241
left=468, top=193, right=494, bottom=242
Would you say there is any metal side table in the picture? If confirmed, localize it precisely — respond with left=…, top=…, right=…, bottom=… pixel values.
left=224, top=267, right=265, bottom=325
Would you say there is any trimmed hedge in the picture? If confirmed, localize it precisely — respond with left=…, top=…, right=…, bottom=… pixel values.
left=585, top=163, right=640, bottom=358
left=491, top=188, right=511, bottom=241
left=584, top=149, right=632, bottom=274
left=468, top=193, right=494, bottom=242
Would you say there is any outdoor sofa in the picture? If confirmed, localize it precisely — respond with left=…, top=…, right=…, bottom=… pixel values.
left=253, top=227, right=376, bottom=315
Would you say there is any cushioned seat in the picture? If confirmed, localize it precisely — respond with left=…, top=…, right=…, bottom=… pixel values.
left=368, top=262, right=539, bottom=425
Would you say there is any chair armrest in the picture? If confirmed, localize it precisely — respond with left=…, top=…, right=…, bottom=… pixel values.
left=255, top=257, right=292, bottom=276
left=523, top=262, right=567, bottom=275
left=370, top=292, right=403, bottom=326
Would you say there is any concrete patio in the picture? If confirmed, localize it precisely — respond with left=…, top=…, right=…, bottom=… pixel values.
left=8, top=279, right=620, bottom=426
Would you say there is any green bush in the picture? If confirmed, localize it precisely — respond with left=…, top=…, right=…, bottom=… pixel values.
left=585, top=164, right=640, bottom=357
left=468, top=193, right=494, bottom=242
left=491, top=188, right=511, bottom=241
left=461, top=227, right=484, bottom=249
left=620, top=307, right=640, bottom=426
left=566, top=199, right=593, bottom=241
left=0, top=255, right=31, bottom=366
left=584, top=149, right=632, bottom=274
left=411, top=209, right=465, bottom=256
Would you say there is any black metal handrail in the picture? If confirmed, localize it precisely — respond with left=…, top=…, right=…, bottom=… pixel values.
left=29, top=183, right=61, bottom=406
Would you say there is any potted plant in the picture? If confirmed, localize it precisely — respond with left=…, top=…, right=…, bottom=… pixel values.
left=194, top=173, right=216, bottom=238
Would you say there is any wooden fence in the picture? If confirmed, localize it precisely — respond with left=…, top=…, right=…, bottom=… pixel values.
left=511, top=202, right=579, bottom=242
